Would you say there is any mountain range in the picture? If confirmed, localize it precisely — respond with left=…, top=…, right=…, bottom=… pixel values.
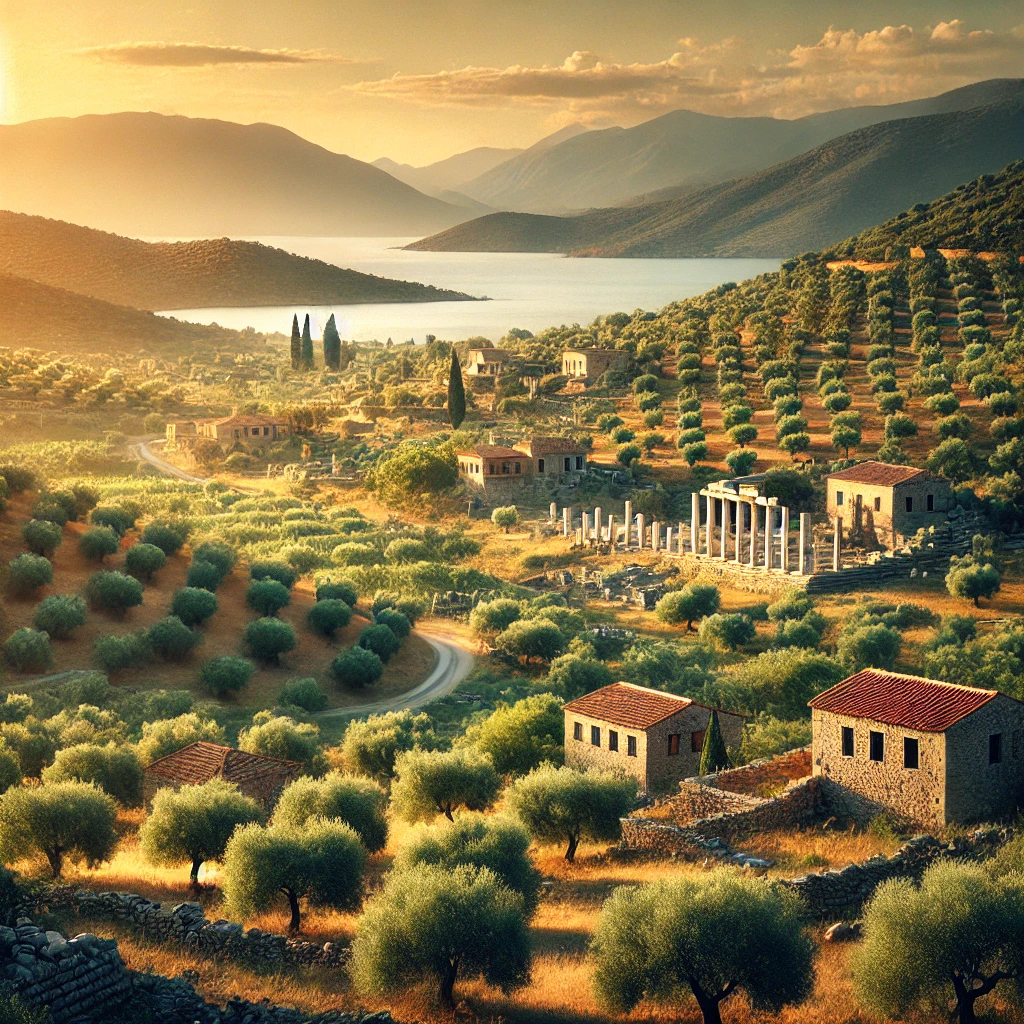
left=407, top=96, right=1024, bottom=258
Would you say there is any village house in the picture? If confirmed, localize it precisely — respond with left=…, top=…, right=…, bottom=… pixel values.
left=563, top=681, right=745, bottom=792
left=810, top=669, right=1024, bottom=827
left=465, top=346, right=513, bottom=377
left=196, top=412, right=291, bottom=449
left=561, top=347, right=626, bottom=383
left=512, top=437, right=588, bottom=479
left=143, top=741, right=302, bottom=814
left=456, top=444, right=530, bottom=497
left=825, top=461, right=954, bottom=549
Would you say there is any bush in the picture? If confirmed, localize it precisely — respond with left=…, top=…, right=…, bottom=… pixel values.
left=85, top=571, right=144, bottom=614
left=0, top=467, right=35, bottom=494
left=148, top=616, right=200, bottom=661
left=495, top=619, right=566, bottom=662
left=837, top=623, right=902, bottom=671
left=33, top=595, right=86, bottom=639
left=725, top=449, right=758, bottom=475
left=186, top=559, right=224, bottom=592
left=391, top=748, right=500, bottom=822
left=275, top=773, right=388, bottom=852
left=246, top=579, right=292, bottom=617
left=124, top=542, right=167, bottom=582
left=682, top=442, right=707, bottom=466
left=375, top=608, right=411, bottom=640
left=699, top=613, right=756, bottom=651
left=41, top=743, right=143, bottom=806
left=92, top=631, right=152, bottom=673
left=90, top=506, right=135, bottom=536
left=279, top=677, right=328, bottom=713
left=617, top=443, right=642, bottom=467
left=200, top=655, right=254, bottom=696
left=7, top=554, right=53, bottom=595
left=331, top=646, right=385, bottom=688
left=655, top=584, right=720, bottom=630
left=307, top=599, right=353, bottom=637
left=740, top=715, right=812, bottom=762
left=358, top=623, right=402, bottom=663
left=249, top=559, right=299, bottom=589
left=316, top=580, right=358, bottom=607
left=239, top=713, right=323, bottom=773
left=22, top=519, right=63, bottom=557
left=610, top=427, right=634, bottom=443
left=140, top=522, right=187, bottom=556
left=491, top=506, right=521, bottom=533
left=244, top=617, right=297, bottom=663
left=3, top=629, right=53, bottom=673
left=470, top=599, right=521, bottom=636
left=191, top=541, right=237, bottom=577
left=79, top=527, right=120, bottom=562
left=171, top=587, right=218, bottom=627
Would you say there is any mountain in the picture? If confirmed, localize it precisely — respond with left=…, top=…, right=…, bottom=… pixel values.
left=824, top=160, right=1024, bottom=259
left=458, top=79, right=1024, bottom=213
left=407, top=100, right=1024, bottom=258
left=0, top=112, right=469, bottom=237
left=0, top=271, right=249, bottom=355
left=0, top=211, right=473, bottom=311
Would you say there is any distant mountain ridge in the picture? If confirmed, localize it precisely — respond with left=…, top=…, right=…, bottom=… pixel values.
left=407, top=99, right=1024, bottom=258
left=0, top=112, right=470, bottom=238
left=0, top=211, right=473, bottom=311
left=457, top=79, right=1024, bottom=213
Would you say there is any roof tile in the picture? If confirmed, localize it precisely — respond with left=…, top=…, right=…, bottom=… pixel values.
left=564, top=682, right=695, bottom=729
left=514, top=437, right=587, bottom=456
left=826, top=461, right=926, bottom=487
left=144, top=741, right=302, bottom=785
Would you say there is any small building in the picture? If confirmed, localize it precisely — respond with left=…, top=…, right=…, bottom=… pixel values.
left=194, top=412, right=291, bottom=449
left=164, top=421, right=197, bottom=450
left=143, top=741, right=302, bottom=813
left=810, top=669, right=1024, bottom=827
left=456, top=444, right=530, bottom=496
left=825, top=461, right=954, bottom=548
left=513, top=437, right=588, bottom=479
left=563, top=681, right=745, bottom=792
left=562, top=348, right=625, bottom=382
left=465, top=347, right=513, bottom=377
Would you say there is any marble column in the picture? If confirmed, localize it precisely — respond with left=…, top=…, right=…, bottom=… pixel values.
left=623, top=500, right=633, bottom=547
left=735, top=502, right=745, bottom=563
left=562, top=507, right=570, bottom=536
left=798, top=512, right=811, bottom=575
left=690, top=494, right=700, bottom=554
left=652, top=521, right=661, bottom=552
left=582, top=512, right=590, bottom=541
left=549, top=502, right=557, bottom=521
left=666, top=526, right=673, bottom=553
left=678, top=521, right=686, bottom=554
left=781, top=506, right=790, bottom=572
left=719, top=500, right=728, bottom=559
left=637, top=513, right=646, bottom=549
left=764, top=506, right=774, bottom=571
left=594, top=506, right=603, bottom=541
left=833, top=516, right=842, bottom=571
left=706, top=496, right=715, bottom=557
left=608, top=514, right=616, bottom=550
left=749, top=503, right=759, bottom=568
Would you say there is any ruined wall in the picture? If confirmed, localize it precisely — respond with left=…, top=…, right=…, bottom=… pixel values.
left=699, top=748, right=812, bottom=797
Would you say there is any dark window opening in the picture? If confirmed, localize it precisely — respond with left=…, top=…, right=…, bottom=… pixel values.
left=538, top=458, right=545, bottom=473
left=869, top=730, right=885, bottom=762
left=573, top=722, right=582, bottom=742
left=576, top=456, right=584, bottom=470
left=691, top=730, right=705, bottom=753
left=564, top=457, right=571, bottom=472
left=842, top=726, right=854, bottom=757
left=609, top=730, right=619, bottom=752
left=927, top=494, right=934, bottom=511
left=591, top=725, right=601, bottom=747
left=514, top=462, right=521, bottom=474
left=836, top=490, right=845, bottom=506
left=905, top=496, right=914, bottom=513
left=990, top=733, right=1003, bottom=765
left=874, top=497, right=881, bottom=512
left=904, top=737, right=919, bottom=770
left=667, top=734, right=681, bottom=756
left=627, top=736, right=637, bottom=757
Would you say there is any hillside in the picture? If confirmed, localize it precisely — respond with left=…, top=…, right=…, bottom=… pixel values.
left=408, top=100, right=1024, bottom=258
left=0, top=112, right=469, bottom=237
left=459, top=78, right=1024, bottom=213
left=0, top=271, right=249, bottom=354
left=0, top=211, right=474, bottom=311
left=825, top=160, right=1024, bottom=260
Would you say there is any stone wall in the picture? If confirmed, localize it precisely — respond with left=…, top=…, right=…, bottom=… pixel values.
left=699, top=748, right=812, bottom=797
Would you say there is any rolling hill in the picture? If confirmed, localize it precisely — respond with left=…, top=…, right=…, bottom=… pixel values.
left=408, top=100, right=1024, bottom=258
left=458, top=79, right=1024, bottom=214
left=0, top=211, right=473, bottom=311
left=0, top=112, right=469, bottom=237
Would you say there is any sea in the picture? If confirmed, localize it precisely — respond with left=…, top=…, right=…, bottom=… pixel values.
left=157, top=236, right=780, bottom=343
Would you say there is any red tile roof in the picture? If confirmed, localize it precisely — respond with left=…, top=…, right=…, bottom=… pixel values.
left=457, top=445, right=525, bottom=459
left=564, top=682, right=695, bottom=730
left=826, top=461, right=926, bottom=487
left=809, top=669, right=1007, bottom=732
left=144, top=742, right=301, bottom=785
left=514, top=437, right=587, bottom=456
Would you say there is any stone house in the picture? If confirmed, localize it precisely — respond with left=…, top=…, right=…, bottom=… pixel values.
left=465, top=347, right=513, bottom=377
left=810, top=669, right=1024, bottom=827
left=512, top=437, right=588, bottom=480
left=825, top=461, right=954, bottom=549
left=561, top=348, right=625, bottom=382
left=456, top=444, right=530, bottom=497
left=563, top=682, right=745, bottom=792
left=143, top=741, right=302, bottom=814
left=195, top=412, right=291, bottom=449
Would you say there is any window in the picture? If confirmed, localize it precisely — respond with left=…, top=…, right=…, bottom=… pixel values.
left=514, top=462, right=521, bottom=474
left=927, top=493, right=934, bottom=511
left=502, top=462, right=510, bottom=474
left=234, top=430, right=241, bottom=438
left=836, top=490, right=844, bottom=506
left=627, top=736, right=637, bottom=757
left=609, top=730, right=619, bottom=752
left=904, top=736, right=919, bottom=770
left=990, top=733, right=1003, bottom=765
left=869, top=730, right=885, bottom=762
left=576, top=456, right=584, bottom=470
left=842, top=727, right=854, bottom=757
left=538, top=458, right=545, bottom=474
left=906, top=496, right=914, bottom=513
left=564, top=457, right=571, bottom=472
left=573, top=722, right=582, bottom=742
left=488, top=463, right=495, bottom=475
left=691, top=730, right=705, bottom=753
left=667, top=734, right=681, bottom=756
left=874, top=497, right=881, bottom=512
left=591, top=725, right=601, bottom=747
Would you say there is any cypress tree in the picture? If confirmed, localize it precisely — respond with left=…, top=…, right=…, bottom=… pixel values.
left=447, top=347, right=466, bottom=429
left=289, top=314, right=301, bottom=370
left=301, top=314, right=314, bottom=371
left=323, top=314, right=341, bottom=370
left=699, top=710, right=732, bottom=775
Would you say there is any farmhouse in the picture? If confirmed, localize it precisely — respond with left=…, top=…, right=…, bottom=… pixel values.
left=465, top=347, right=513, bottom=376
left=513, top=437, right=588, bottom=479
left=825, top=461, right=954, bottom=549
left=810, top=669, right=1024, bottom=827
left=167, top=410, right=290, bottom=451
left=456, top=444, right=529, bottom=497
left=563, top=681, right=745, bottom=792
left=143, top=741, right=302, bottom=813
left=561, top=347, right=625, bottom=382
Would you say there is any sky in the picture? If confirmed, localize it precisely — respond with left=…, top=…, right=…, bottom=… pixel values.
left=1, top=0, right=1023, bottom=165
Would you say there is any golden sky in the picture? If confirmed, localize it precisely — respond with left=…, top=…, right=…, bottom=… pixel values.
left=1, top=0, right=1023, bottom=165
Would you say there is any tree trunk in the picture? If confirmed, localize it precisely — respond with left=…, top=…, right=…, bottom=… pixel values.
left=564, top=834, right=579, bottom=863
left=691, top=986, right=724, bottom=1024
left=46, top=846, right=63, bottom=879
left=190, top=858, right=203, bottom=886
left=951, top=971, right=1008, bottom=1024
left=283, top=888, right=301, bottom=934
left=443, top=805, right=455, bottom=822
left=439, top=958, right=459, bottom=1010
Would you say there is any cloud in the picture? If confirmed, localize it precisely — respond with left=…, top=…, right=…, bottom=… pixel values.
left=348, top=21, right=1024, bottom=122
left=77, top=42, right=356, bottom=68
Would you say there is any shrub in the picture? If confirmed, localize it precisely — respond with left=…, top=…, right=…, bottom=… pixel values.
left=470, top=599, right=522, bottom=636
left=655, top=584, right=720, bottom=630
left=90, top=506, right=135, bottom=536
left=767, top=589, right=814, bottom=622
left=0, top=467, right=35, bottom=494
left=239, top=713, right=323, bottom=773
left=246, top=579, right=291, bottom=617
left=682, top=441, right=707, bottom=466
left=200, top=655, right=254, bottom=696
left=307, top=599, right=353, bottom=637
left=391, top=748, right=500, bottom=822
left=837, top=623, right=902, bottom=671
left=7, top=554, right=53, bottom=595
left=124, top=542, right=167, bottom=582
left=275, top=773, right=388, bottom=852
left=244, top=617, right=297, bottom=663
left=375, top=608, right=411, bottom=640
left=358, top=623, right=402, bottom=663
left=491, top=506, right=521, bottom=533
left=699, top=613, right=756, bottom=651
left=85, top=571, right=144, bottom=614
left=279, top=677, right=328, bottom=712
left=495, top=619, right=566, bottom=662
left=148, top=616, right=199, bottom=661
left=41, top=743, right=143, bottom=806
left=79, top=527, right=120, bottom=562
left=186, top=559, right=224, bottom=592
left=3, top=629, right=53, bottom=673
left=22, top=519, right=63, bottom=557
left=191, top=541, right=237, bottom=577
left=332, top=646, right=385, bottom=688
left=610, top=426, right=635, bottom=443
left=249, top=559, right=299, bottom=589
left=316, top=580, right=358, bottom=607
left=171, top=587, right=218, bottom=627
left=33, top=595, right=87, bottom=639
left=140, top=522, right=187, bottom=556
left=137, top=713, right=226, bottom=765
left=92, top=631, right=152, bottom=673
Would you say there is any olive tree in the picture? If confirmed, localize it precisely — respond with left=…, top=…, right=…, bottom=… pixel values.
left=137, top=713, right=226, bottom=765
left=592, top=870, right=814, bottom=1024
left=140, top=522, right=187, bottom=556
left=655, top=583, right=721, bottom=631
left=491, top=506, right=521, bottom=533
left=470, top=598, right=522, bottom=637
left=463, top=693, right=564, bottom=777
left=222, top=819, right=365, bottom=933
left=246, top=579, right=291, bottom=617
left=238, top=712, right=323, bottom=773
left=22, top=520, right=63, bottom=558
left=0, top=781, right=117, bottom=878
left=494, top=619, right=565, bottom=663
left=506, top=764, right=638, bottom=862
left=41, top=743, right=143, bottom=806
left=148, top=616, right=200, bottom=661
left=274, top=773, right=388, bottom=852
left=331, top=646, right=384, bottom=688
left=171, top=587, right=218, bottom=627
left=3, top=629, right=53, bottom=673
left=85, top=571, right=144, bottom=614
left=124, top=542, right=167, bottom=583
left=946, top=555, right=1002, bottom=607
left=79, top=527, right=120, bottom=562
left=358, top=623, right=401, bottom=662
left=307, top=599, right=352, bottom=637
left=139, top=778, right=263, bottom=885
left=349, top=863, right=530, bottom=1010
left=7, top=554, right=53, bottom=595
left=279, top=677, right=328, bottom=712
left=33, top=595, right=87, bottom=639
left=200, top=655, right=253, bottom=696
left=338, top=709, right=434, bottom=781
left=243, top=617, right=297, bottom=663
left=391, top=748, right=500, bottom=823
